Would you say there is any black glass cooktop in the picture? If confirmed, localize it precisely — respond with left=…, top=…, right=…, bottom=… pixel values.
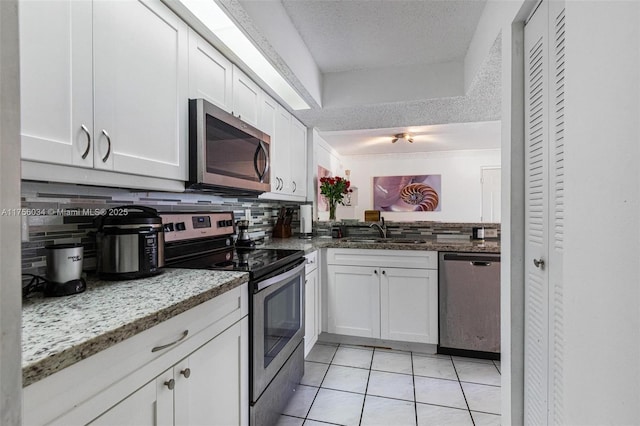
left=167, top=247, right=304, bottom=281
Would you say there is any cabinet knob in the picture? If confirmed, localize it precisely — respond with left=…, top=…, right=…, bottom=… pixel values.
left=374, top=270, right=378, bottom=275
left=180, top=368, right=191, bottom=378
left=164, top=379, right=175, bottom=390
left=382, top=270, right=386, bottom=275
left=533, top=258, right=545, bottom=269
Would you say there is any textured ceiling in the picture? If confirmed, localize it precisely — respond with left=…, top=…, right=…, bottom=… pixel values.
left=224, top=0, right=501, bottom=155
left=320, top=120, right=501, bottom=156
left=296, top=33, right=502, bottom=133
left=281, top=0, right=487, bottom=73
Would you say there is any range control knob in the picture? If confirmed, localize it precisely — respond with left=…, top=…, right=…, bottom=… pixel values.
left=163, top=223, right=174, bottom=232
left=217, top=220, right=226, bottom=227
left=225, top=220, right=233, bottom=227
left=175, top=222, right=186, bottom=231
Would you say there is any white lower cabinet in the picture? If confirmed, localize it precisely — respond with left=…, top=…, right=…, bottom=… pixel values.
left=380, top=267, right=438, bottom=344
left=304, top=251, right=320, bottom=356
left=94, top=318, right=248, bottom=426
left=326, top=249, right=438, bottom=344
left=89, top=377, right=172, bottom=426
left=173, top=319, right=248, bottom=426
left=24, top=284, right=249, bottom=426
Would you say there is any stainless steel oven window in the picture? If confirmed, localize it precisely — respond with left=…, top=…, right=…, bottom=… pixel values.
left=252, top=260, right=305, bottom=400
left=263, top=279, right=301, bottom=368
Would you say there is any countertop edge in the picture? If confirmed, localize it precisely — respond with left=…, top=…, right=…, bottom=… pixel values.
left=22, top=273, right=249, bottom=387
left=263, top=237, right=501, bottom=254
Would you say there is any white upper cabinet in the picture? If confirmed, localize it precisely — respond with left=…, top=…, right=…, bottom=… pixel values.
left=20, top=0, right=188, bottom=185
left=19, top=0, right=93, bottom=168
left=259, top=103, right=308, bottom=201
left=273, top=105, right=292, bottom=194
left=289, top=117, right=307, bottom=198
left=93, top=0, right=188, bottom=180
left=188, top=28, right=233, bottom=112
left=232, top=65, right=261, bottom=127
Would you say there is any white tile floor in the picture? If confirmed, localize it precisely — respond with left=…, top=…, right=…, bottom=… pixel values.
left=278, top=342, right=501, bottom=426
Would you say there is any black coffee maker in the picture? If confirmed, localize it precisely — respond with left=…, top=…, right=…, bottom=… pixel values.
left=235, top=220, right=255, bottom=248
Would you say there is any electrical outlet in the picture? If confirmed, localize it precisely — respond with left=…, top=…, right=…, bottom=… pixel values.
left=484, top=228, right=498, bottom=238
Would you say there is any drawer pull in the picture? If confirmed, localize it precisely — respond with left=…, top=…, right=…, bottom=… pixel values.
left=152, top=330, right=189, bottom=353
left=164, top=379, right=175, bottom=390
left=180, top=368, right=191, bottom=378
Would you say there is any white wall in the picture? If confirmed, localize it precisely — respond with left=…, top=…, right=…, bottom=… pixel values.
left=562, top=2, right=640, bottom=423
left=323, top=61, right=463, bottom=108
left=312, top=130, right=345, bottom=220
left=342, top=149, right=500, bottom=222
left=0, top=0, right=23, bottom=422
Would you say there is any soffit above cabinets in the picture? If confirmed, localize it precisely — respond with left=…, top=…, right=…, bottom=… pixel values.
left=220, top=0, right=501, bottom=154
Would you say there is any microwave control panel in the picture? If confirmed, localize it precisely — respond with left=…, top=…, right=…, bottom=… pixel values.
left=161, top=212, right=235, bottom=243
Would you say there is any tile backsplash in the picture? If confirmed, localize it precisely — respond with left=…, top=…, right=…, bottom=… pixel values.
left=20, top=181, right=303, bottom=278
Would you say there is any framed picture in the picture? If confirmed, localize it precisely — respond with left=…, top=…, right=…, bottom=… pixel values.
left=373, top=175, right=441, bottom=212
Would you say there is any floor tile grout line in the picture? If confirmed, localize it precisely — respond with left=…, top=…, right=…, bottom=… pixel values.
left=357, top=346, right=375, bottom=426
left=303, top=345, right=340, bottom=422
left=451, top=356, right=476, bottom=426
left=411, top=351, right=418, bottom=426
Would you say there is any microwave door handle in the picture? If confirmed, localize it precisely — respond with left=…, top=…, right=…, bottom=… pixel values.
left=253, top=142, right=269, bottom=183
left=261, top=141, right=270, bottom=180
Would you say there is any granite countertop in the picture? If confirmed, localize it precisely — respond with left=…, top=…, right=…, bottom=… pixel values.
left=263, top=237, right=500, bottom=253
left=22, top=268, right=249, bottom=387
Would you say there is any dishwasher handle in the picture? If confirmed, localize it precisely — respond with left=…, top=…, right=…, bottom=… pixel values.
left=442, top=253, right=500, bottom=263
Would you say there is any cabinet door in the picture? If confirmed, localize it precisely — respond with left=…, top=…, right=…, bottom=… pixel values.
left=380, top=268, right=438, bottom=344
left=304, top=269, right=319, bottom=356
left=174, top=318, right=249, bottom=426
left=232, top=65, right=261, bottom=127
left=273, top=105, right=292, bottom=194
left=289, top=117, right=307, bottom=198
left=93, top=0, right=188, bottom=179
left=19, top=0, right=93, bottom=167
left=188, top=29, right=233, bottom=112
left=88, top=372, right=173, bottom=426
left=327, top=265, right=380, bottom=338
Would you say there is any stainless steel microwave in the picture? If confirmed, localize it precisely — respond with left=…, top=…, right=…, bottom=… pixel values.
left=188, top=98, right=270, bottom=195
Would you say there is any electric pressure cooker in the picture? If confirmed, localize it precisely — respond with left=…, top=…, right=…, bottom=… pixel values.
left=95, top=205, right=164, bottom=280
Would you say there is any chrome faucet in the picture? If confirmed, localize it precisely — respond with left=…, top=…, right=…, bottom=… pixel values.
left=369, top=217, right=388, bottom=239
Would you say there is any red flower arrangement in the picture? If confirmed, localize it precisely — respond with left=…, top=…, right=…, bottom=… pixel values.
left=319, top=176, right=352, bottom=220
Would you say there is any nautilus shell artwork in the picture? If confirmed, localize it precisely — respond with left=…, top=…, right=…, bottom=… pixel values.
left=373, top=175, right=441, bottom=212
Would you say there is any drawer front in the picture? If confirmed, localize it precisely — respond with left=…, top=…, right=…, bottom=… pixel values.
left=304, top=250, right=318, bottom=274
left=326, top=248, right=437, bottom=269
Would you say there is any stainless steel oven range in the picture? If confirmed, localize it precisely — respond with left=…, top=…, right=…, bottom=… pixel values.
left=161, top=212, right=305, bottom=426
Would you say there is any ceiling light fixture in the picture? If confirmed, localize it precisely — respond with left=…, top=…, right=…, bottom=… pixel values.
left=391, top=133, right=414, bottom=143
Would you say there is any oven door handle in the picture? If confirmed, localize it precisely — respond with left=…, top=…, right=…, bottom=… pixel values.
left=256, top=259, right=306, bottom=292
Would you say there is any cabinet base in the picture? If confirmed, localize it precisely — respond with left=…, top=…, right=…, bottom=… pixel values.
left=437, top=345, right=500, bottom=361
left=250, top=341, right=304, bottom=426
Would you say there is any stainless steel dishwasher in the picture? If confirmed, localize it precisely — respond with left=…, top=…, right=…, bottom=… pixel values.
left=438, top=252, right=500, bottom=359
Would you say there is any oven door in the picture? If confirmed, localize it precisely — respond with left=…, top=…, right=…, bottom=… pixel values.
left=251, top=259, right=305, bottom=401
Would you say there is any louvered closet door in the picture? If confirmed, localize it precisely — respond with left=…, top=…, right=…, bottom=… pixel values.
left=524, top=1, right=566, bottom=424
